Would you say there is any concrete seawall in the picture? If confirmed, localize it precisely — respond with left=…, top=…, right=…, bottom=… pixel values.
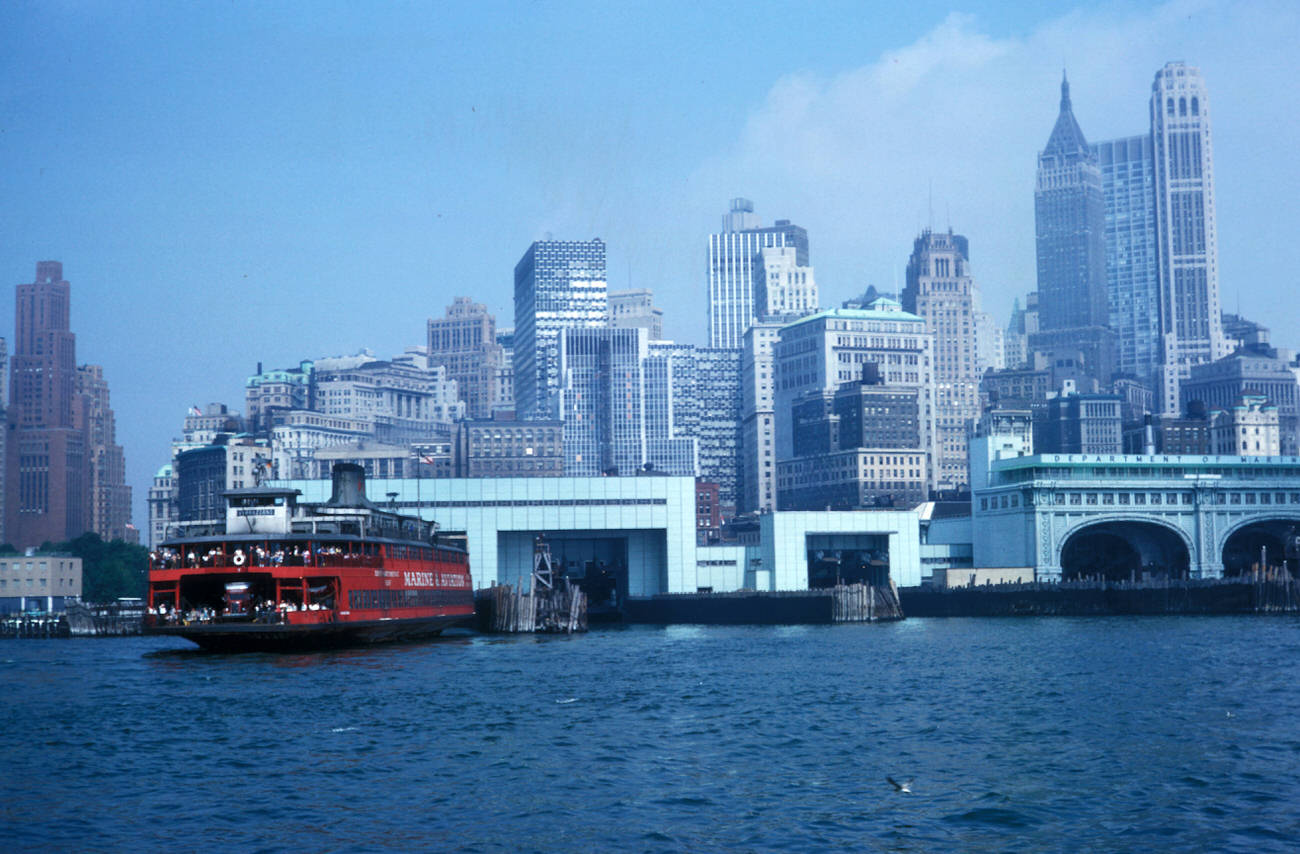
left=624, top=584, right=902, bottom=625
left=900, top=577, right=1300, bottom=617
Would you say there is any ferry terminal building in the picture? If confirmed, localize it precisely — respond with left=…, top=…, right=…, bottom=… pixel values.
left=276, top=476, right=923, bottom=595
left=276, top=445, right=1300, bottom=594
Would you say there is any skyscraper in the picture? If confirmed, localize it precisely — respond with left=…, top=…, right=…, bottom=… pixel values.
left=558, top=327, right=695, bottom=477
left=427, top=297, right=505, bottom=419
left=692, top=347, right=744, bottom=516
left=513, top=239, right=608, bottom=418
left=755, top=246, right=818, bottom=319
left=645, top=340, right=744, bottom=516
left=740, top=320, right=784, bottom=513
left=707, top=199, right=809, bottom=349
left=903, top=230, right=981, bottom=492
left=1092, top=135, right=1160, bottom=387
left=1030, top=73, right=1116, bottom=386
left=607, top=289, right=664, bottom=341
left=1150, top=61, right=1226, bottom=414
left=75, top=364, right=132, bottom=542
left=7, top=262, right=130, bottom=547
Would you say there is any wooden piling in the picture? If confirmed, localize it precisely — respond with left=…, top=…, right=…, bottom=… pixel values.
left=477, top=581, right=587, bottom=634
left=830, top=583, right=903, bottom=623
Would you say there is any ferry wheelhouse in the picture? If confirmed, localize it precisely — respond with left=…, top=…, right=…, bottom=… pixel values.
left=145, top=464, right=473, bottom=651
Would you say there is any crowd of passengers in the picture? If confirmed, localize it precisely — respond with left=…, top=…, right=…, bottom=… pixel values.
left=151, top=545, right=369, bottom=570
left=149, top=599, right=333, bottom=624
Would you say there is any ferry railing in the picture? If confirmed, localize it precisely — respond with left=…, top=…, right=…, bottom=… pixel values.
left=312, top=553, right=383, bottom=569
left=150, top=552, right=384, bottom=571
left=145, top=607, right=293, bottom=627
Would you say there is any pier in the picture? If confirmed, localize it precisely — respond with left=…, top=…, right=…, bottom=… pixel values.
left=0, top=614, right=69, bottom=638
left=474, top=536, right=587, bottom=633
left=475, top=582, right=587, bottom=633
left=623, top=583, right=903, bottom=625
left=901, top=571, right=1300, bottom=617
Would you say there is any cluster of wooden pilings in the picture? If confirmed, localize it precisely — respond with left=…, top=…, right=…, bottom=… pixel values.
left=831, top=582, right=904, bottom=622
left=477, top=581, right=588, bottom=634
left=64, top=601, right=144, bottom=636
left=1244, top=565, right=1300, bottom=612
left=0, top=614, right=69, bottom=638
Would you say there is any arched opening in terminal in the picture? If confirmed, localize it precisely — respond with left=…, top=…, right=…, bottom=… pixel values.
left=1060, top=522, right=1189, bottom=581
left=806, top=533, right=890, bottom=588
left=1221, top=520, right=1300, bottom=576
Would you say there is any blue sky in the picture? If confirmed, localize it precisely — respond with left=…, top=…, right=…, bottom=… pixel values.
left=1, top=0, right=1296, bottom=528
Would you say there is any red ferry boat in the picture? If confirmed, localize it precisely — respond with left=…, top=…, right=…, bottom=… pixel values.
left=145, top=464, right=474, bottom=652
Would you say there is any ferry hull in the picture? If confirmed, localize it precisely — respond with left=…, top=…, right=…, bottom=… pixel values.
left=146, top=613, right=471, bottom=653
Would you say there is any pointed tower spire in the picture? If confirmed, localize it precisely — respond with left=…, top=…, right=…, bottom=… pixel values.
left=1043, top=70, right=1089, bottom=160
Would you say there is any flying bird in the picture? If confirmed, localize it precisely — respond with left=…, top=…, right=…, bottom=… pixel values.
left=887, top=777, right=912, bottom=793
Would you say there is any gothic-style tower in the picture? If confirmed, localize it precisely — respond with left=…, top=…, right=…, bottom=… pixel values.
left=1030, top=72, right=1116, bottom=387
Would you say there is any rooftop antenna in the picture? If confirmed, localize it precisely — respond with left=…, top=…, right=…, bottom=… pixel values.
left=927, top=179, right=933, bottom=232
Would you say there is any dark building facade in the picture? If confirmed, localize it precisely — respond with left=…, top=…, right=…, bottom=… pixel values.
left=1030, top=74, right=1116, bottom=386
left=1034, top=388, right=1123, bottom=455
left=777, top=365, right=928, bottom=510
left=455, top=416, right=563, bottom=477
left=175, top=445, right=227, bottom=523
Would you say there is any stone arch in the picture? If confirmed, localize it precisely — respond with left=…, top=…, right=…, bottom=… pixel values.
left=1217, top=515, right=1300, bottom=576
left=1056, top=516, right=1193, bottom=581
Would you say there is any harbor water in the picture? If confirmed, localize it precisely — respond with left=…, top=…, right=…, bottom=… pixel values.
left=3, top=617, right=1300, bottom=852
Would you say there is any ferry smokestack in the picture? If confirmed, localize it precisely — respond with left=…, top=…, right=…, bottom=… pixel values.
left=328, top=463, right=369, bottom=507
left=1143, top=414, right=1156, bottom=456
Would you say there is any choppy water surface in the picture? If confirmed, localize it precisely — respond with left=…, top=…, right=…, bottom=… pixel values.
left=3, top=618, right=1300, bottom=852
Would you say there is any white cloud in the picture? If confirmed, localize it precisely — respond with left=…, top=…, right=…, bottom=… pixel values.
left=675, top=0, right=1300, bottom=347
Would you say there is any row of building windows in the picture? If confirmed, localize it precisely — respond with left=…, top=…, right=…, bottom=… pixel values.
left=0, top=577, right=76, bottom=588
left=347, top=588, right=472, bottom=610
left=982, top=490, right=1300, bottom=511
left=392, top=498, right=667, bottom=509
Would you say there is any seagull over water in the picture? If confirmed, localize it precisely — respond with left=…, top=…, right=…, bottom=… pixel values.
left=887, top=777, right=913, bottom=794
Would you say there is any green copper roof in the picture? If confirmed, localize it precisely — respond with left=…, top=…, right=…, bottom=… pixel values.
left=783, top=304, right=923, bottom=331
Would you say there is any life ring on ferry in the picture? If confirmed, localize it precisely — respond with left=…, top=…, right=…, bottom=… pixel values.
left=232, top=552, right=246, bottom=566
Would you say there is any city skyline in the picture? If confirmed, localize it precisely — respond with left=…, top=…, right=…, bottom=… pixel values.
left=2, top=2, right=1298, bottom=525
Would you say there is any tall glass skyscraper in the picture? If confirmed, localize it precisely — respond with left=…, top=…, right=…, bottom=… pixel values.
left=1092, top=135, right=1160, bottom=386
left=707, top=198, right=808, bottom=349
left=558, top=327, right=696, bottom=478
left=693, top=347, right=743, bottom=515
left=1150, top=61, right=1225, bottom=415
left=1030, top=73, right=1116, bottom=385
left=513, top=239, right=607, bottom=419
